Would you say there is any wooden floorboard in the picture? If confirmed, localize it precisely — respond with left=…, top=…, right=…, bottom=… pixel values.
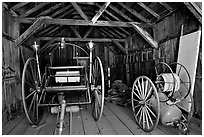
left=3, top=101, right=202, bottom=135
left=2, top=114, right=24, bottom=135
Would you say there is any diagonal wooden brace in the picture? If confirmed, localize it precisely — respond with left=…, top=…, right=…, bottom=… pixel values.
left=130, top=22, right=158, bottom=49
left=14, top=17, right=47, bottom=47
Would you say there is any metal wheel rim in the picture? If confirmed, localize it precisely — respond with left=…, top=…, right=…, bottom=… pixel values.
left=132, top=76, right=160, bottom=132
left=92, top=57, right=105, bottom=121
left=22, top=58, right=43, bottom=125
left=169, top=62, right=191, bottom=102
left=154, top=62, right=176, bottom=102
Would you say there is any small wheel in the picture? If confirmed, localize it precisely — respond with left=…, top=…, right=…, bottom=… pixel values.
left=154, top=62, right=176, bottom=102
left=132, top=76, right=160, bottom=132
left=22, top=58, right=43, bottom=125
left=169, top=62, right=191, bottom=103
left=91, top=57, right=105, bottom=121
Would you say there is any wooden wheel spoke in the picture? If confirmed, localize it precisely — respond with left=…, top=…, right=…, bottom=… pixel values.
left=25, top=71, right=35, bottom=85
left=145, top=106, right=154, bottom=126
left=28, top=93, right=37, bottom=113
left=135, top=106, right=142, bottom=118
left=146, top=105, right=156, bottom=118
left=137, top=81, right=143, bottom=99
left=144, top=80, right=148, bottom=99
left=133, top=104, right=141, bottom=109
left=141, top=78, right=145, bottom=98
left=25, top=90, right=36, bottom=100
left=133, top=85, right=142, bottom=99
left=145, top=87, right=152, bottom=100
left=142, top=107, right=145, bottom=129
left=25, top=80, right=36, bottom=90
left=144, top=107, right=150, bottom=129
left=133, top=90, right=141, bottom=100
left=138, top=107, right=143, bottom=125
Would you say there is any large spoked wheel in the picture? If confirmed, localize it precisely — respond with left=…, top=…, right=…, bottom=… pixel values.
left=132, top=76, right=160, bottom=132
left=91, top=57, right=105, bottom=121
left=154, top=62, right=176, bottom=102
left=22, top=58, right=43, bottom=125
left=169, top=62, right=191, bottom=103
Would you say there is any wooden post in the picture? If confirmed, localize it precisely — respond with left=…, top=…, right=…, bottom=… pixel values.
left=125, top=42, right=130, bottom=86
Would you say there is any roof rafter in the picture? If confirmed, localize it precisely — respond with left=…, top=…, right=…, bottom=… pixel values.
left=37, top=3, right=63, bottom=17
left=91, top=2, right=110, bottom=24
left=71, top=2, right=89, bottom=21
left=118, top=2, right=149, bottom=23
left=11, top=2, right=29, bottom=11
left=109, top=4, right=133, bottom=21
left=137, top=2, right=160, bottom=19
left=20, top=2, right=50, bottom=17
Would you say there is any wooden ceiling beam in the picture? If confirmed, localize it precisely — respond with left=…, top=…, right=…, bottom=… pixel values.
left=3, top=3, right=18, bottom=17
left=184, top=2, right=202, bottom=24
left=15, top=18, right=45, bottom=47
left=71, top=2, right=89, bottom=21
left=118, top=2, right=149, bottom=23
left=11, top=2, right=29, bottom=11
left=159, top=2, right=173, bottom=11
left=37, top=3, right=63, bottom=17
left=137, top=2, right=160, bottom=19
left=20, top=3, right=50, bottom=17
left=37, top=37, right=126, bottom=42
left=109, top=4, right=134, bottom=21
left=95, top=3, right=120, bottom=21
left=130, top=22, right=158, bottom=49
left=17, top=18, right=154, bottom=28
left=51, top=4, right=72, bottom=18
left=91, top=2, right=110, bottom=24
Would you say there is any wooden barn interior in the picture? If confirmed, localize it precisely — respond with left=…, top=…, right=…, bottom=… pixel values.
left=2, top=2, right=202, bottom=135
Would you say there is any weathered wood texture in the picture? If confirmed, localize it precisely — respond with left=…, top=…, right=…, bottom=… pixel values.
left=2, top=101, right=201, bottom=135
left=2, top=8, right=21, bottom=126
left=126, top=8, right=201, bottom=117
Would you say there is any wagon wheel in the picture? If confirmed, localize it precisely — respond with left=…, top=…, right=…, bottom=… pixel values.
left=154, top=62, right=176, bottom=102
left=91, top=57, right=105, bottom=121
left=22, top=58, right=43, bottom=125
left=132, top=76, right=160, bottom=132
left=169, top=62, right=191, bottom=103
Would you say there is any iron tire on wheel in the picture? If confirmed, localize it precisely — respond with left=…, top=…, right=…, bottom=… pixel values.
left=22, top=58, right=43, bottom=125
left=92, top=57, right=105, bottom=121
left=132, top=76, right=160, bottom=132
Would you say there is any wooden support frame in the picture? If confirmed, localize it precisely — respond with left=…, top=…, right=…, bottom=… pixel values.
left=15, top=18, right=45, bottom=47
left=184, top=2, right=202, bottom=24
left=137, top=2, right=160, bottom=19
left=83, top=27, right=94, bottom=38
left=20, top=3, right=49, bottom=17
left=37, top=37, right=126, bottom=42
left=91, top=2, right=110, bottom=24
left=109, top=4, right=133, bottom=21
left=17, top=17, right=154, bottom=28
left=70, top=26, right=81, bottom=38
left=118, top=2, right=149, bottom=23
left=71, top=2, right=89, bottom=21
left=130, top=22, right=158, bottom=49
